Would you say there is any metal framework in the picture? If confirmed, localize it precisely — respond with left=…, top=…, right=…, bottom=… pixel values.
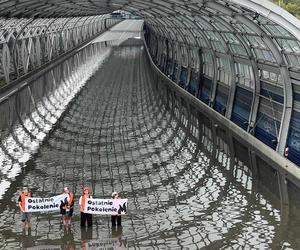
left=0, top=0, right=300, bottom=165
left=0, top=15, right=118, bottom=85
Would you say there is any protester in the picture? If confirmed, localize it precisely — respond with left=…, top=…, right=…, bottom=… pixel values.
left=18, top=187, right=32, bottom=229
left=79, top=186, right=93, bottom=227
left=111, top=191, right=122, bottom=227
left=60, top=187, right=74, bottom=227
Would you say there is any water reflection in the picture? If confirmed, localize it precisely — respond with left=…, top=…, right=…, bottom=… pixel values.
left=0, top=41, right=112, bottom=199
left=81, top=227, right=93, bottom=243
left=0, top=40, right=300, bottom=249
left=21, top=228, right=34, bottom=249
left=112, top=227, right=127, bottom=249
left=62, top=229, right=75, bottom=250
left=80, top=227, right=127, bottom=250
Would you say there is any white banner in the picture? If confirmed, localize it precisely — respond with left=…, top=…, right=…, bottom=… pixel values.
left=84, top=198, right=128, bottom=215
left=25, top=194, right=68, bottom=213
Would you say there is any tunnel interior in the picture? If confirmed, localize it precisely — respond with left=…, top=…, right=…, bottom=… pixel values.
left=0, top=1, right=300, bottom=249
left=0, top=26, right=296, bottom=248
left=0, top=1, right=300, bottom=166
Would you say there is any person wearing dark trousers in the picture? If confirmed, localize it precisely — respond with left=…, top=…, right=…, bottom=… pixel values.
left=81, top=212, right=93, bottom=227
left=79, top=186, right=93, bottom=227
left=60, top=187, right=74, bottom=229
left=111, top=214, right=122, bottom=227
left=111, top=191, right=122, bottom=227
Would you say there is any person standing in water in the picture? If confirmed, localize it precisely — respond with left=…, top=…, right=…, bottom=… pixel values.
left=18, top=187, right=32, bottom=229
left=60, top=187, right=74, bottom=228
left=111, top=191, right=122, bottom=227
left=79, top=186, right=93, bottom=227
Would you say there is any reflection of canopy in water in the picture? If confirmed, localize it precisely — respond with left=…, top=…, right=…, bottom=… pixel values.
left=1, top=1, right=300, bottom=165
left=0, top=29, right=295, bottom=248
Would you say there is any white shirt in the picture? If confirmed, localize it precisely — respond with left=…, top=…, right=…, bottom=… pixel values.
left=79, top=195, right=92, bottom=206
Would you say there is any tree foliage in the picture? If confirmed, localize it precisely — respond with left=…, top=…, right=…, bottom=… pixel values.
left=273, top=0, right=300, bottom=19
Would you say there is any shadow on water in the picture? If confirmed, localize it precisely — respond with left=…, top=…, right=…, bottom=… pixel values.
left=0, top=38, right=300, bottom=249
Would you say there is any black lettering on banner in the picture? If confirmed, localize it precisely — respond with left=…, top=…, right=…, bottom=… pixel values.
left=28, top=204, right=59, bottom=210
left=87, top=205, right=118, bottom=213
left=27, top=198, right=55, bottom=204
left=85, top=199, right=127, bottom=214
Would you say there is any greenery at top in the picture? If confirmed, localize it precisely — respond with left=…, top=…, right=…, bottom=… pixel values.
left=273, top=0, right=300, bottom=19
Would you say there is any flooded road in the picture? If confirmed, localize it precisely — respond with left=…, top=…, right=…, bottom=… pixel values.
left=0, top=32, right=300, bottom=249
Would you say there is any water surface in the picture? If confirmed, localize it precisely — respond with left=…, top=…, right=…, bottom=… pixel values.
left=0, top=40, right=299, bottom=249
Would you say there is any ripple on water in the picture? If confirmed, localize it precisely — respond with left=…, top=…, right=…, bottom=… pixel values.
left=0, top=41, right=299, bottom=249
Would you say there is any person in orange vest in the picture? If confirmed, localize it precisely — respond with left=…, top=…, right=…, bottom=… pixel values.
left=79, top=186, right=93, bottom=227
left=60, top=187, right=74, bottom=227
left=18, top=187, right=32, bottom=229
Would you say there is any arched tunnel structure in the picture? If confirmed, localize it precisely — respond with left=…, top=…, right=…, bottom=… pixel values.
left=1, top=0, right=300, bottom=164
left=1, top=0, right=300, bottom=249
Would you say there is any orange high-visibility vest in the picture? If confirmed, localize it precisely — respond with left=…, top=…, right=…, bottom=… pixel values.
left=68, top=193, right=74, bottom=206
left=63, top=193, right=74, bottom=209
left=21, top=192, right=31, bottom=210
left=80, top=194, right=91, bottom=212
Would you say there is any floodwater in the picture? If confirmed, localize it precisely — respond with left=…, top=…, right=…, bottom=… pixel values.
left=0, top=38, right=300, bottom=249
